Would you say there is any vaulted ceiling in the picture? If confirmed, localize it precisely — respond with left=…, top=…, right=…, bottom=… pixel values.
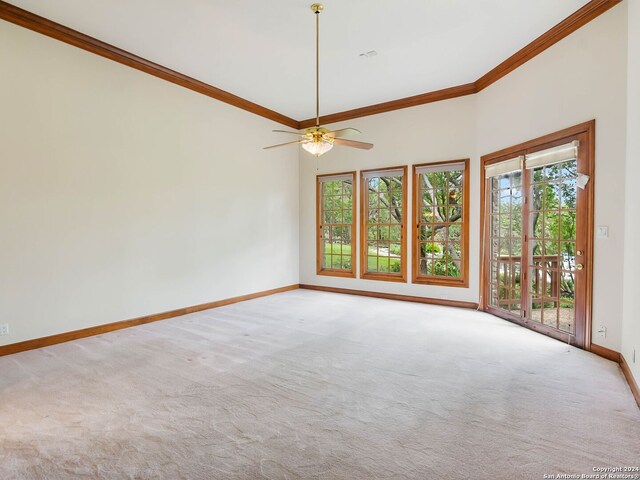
left=6, top=0, right=595, bottom=121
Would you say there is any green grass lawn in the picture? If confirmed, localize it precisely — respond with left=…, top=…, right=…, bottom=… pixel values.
left=367, top=255, right=401, bottom=272
left=324, top=243, right=352, bottom=255
left=324, top=243, right=400, bottom=272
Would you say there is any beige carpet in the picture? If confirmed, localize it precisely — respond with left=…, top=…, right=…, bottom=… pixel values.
left=1, top=290, right=638, bottom=479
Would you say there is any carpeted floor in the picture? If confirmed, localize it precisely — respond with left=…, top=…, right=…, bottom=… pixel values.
left=1, top=289, right=638, bottom=479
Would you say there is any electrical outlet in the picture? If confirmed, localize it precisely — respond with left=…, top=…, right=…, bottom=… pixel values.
left=597, top=325, right=606, bottom=338
left=0, top=324, right=8, bottom=336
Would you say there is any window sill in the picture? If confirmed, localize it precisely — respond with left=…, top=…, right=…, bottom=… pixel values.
left=317, top=269, right=356, bottom=279
left=412, top=275, right=468, bottom=288
left=361, top=272, right=407, bottom=283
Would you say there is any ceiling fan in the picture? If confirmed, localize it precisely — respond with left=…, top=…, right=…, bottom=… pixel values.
left=264, top=3, right=374, bottom=157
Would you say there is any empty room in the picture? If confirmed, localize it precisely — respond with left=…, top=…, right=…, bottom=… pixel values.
left=1, top=0, right=639, bottom=478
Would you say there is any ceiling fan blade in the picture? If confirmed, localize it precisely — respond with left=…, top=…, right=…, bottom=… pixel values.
left=272, top=129, right=305, bottom=136
left=333, top=138, right=374, bottom=150
left=327, top=128, right=361, bottom=138
left=263, top=140, right=309, bottom=150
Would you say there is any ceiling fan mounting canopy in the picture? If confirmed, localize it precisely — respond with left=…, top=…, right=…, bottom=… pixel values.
left=305, top=126, right=331, bottom=138
left=263, top=3, right=374, bottom=156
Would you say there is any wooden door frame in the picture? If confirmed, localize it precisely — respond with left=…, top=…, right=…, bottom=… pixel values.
left=479, top=120, right=595, bottom=350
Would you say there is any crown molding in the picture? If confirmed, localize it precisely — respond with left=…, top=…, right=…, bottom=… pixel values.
left=0, top=0, right=623, bottom=130
left=474, top=0, right=622, bottom=91
left=298, top=83, right=477, bottom=129
left=0, top=0, right=299, bottom=129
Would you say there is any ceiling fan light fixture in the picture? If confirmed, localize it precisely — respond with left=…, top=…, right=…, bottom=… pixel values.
left=302, top=139, right=334, bottom=157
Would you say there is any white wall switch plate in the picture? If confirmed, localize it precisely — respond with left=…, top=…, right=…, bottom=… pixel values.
left=596, top=226, right=609, bottom=238
left=0, top=324, right=8, bottom=336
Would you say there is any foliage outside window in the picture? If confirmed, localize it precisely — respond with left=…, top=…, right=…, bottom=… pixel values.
left=360, top=167, right=407, bottom=282
left=487, top=166, right=523, bottom=313
left=317, top=172, right=356, bottom=277
left=528, top=159, right=578, bottom=332
left=413, top=160, right=469, bottom=287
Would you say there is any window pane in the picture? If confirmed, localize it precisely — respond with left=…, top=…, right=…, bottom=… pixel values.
left=363, top=169, right=405, bottom=276
left=527, top=158, right=577, bottom=332
left=449, top=260, right=461, bottom=278
left=390, top=225, right=401, bottom=242
left=448, top=224, right=461, bottom=241
left=318, top=175, right=355, bottom=274
left=487, top=169, right=522, bottom=312
left=414, top=162, right=466, bottom=283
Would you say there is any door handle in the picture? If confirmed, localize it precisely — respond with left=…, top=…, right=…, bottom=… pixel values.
left=576, top=264, right=584, bottom=270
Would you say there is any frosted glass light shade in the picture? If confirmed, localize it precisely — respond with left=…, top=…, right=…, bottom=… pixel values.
left=302, top=140, right=333, bottom=157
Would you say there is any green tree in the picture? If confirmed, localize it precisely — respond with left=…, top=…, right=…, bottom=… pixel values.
left=417, top=170, right=463, bottom=277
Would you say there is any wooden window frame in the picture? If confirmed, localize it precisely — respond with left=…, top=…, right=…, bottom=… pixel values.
left=412, top=159, right=470, bottom=287
left=359, top=166, right=408, bottom=283
left=316, top=171, right=357, bottom=278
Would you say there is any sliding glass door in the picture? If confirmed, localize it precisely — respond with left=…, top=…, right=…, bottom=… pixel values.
left=481, top=124, right=594, bottom=348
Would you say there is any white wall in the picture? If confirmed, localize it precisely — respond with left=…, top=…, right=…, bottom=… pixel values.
left=622, top=0, right=640, bottom=381
left=300, top=3, right=628, bottom=352
left=0, top=21, right=299, bottom=346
